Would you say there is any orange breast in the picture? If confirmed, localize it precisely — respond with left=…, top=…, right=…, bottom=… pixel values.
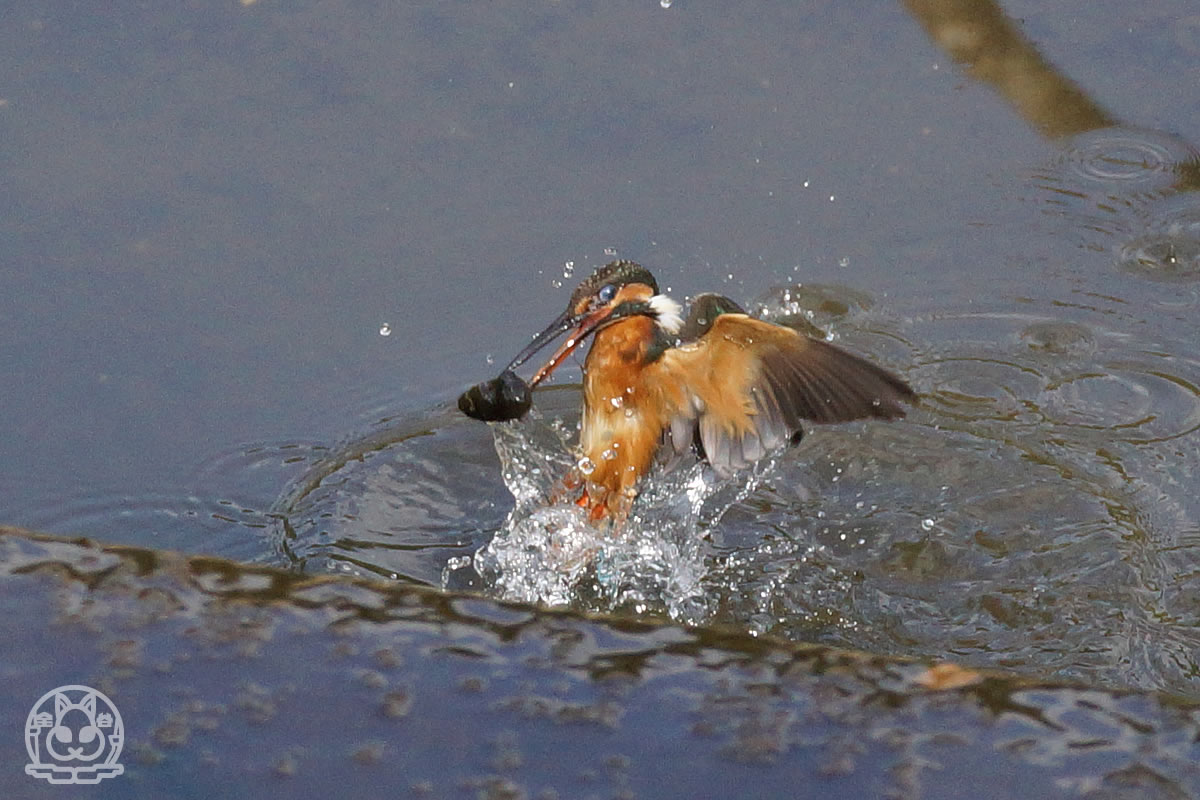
left=577, top=317, right=678, bottom=514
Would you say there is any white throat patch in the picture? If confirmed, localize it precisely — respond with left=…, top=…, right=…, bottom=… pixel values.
left=649, top=294, right=683, bottom=335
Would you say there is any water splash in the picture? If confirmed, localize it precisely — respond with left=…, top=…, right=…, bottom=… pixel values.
left=459, top=408, right=778, bottom=621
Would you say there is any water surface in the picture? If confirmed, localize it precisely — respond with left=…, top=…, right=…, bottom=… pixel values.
left=4, top=0, right=1200, bottom=706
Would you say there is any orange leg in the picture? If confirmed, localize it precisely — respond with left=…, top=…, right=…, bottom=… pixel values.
left=549, top=469, right=633, bottom=529
left=574, top=484, right=609, bottom=520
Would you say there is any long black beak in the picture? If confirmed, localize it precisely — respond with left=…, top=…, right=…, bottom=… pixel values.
left=504, top=308, right=575, bottom=373
left=506, top=305, right=617, bottom=388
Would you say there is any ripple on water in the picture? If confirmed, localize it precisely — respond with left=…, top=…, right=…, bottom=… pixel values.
left=695, top=306, right=1200, bottom=690
left=1041, top=366, right=1200, bottom=441
left=269, top=408, right=513, bottom=584
left=1116, top=197, right=1200, bottom=283
left=1056, top=127, right=1199, bottom=192
left=7, top=491, right=280, bottom=562
left=1031, top=127, right=1200, bottom=250
left=910, top=311, right=1200, bottom=444
left=922, top=356, right=1047, bottom=423
left=910, top=310, right=1200, bottom=685
left=5, top=441, right=329, bottom=561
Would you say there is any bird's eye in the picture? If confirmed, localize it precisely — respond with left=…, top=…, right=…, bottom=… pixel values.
left=597, top=284, right=616, bottom=303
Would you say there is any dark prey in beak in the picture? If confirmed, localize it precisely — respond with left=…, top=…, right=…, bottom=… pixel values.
left=458, top=369, right=532, bottom=422
left=456, top=305, right=573, bottom=422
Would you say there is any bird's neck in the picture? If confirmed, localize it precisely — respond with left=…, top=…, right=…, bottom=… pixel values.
left=583, top=316, right=662, bottom=380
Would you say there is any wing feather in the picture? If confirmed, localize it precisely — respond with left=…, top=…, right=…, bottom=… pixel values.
left=652, top=313, right=914, bottom=476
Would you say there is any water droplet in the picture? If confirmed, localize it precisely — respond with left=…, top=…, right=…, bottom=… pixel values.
left=604, top=246, right=619, bottom=256
left=609, top=396, right=623, bottom=409
left=485, top=353, right=495, bottom=365
left=623, top=408, right=635, bottom=418
left=838, top=256, right=850, bottom=268
left=601, top=448, right=617, bottom=461
left=551, top=279, right=563, bottom=289
left=660, top=0, right=672, bottom=7
left=921, top=518, right=935, bottom=531
left=1116, top=204, right=1200, bottom=283
left=379, top=323, right=392, bottom=336
left=563, top=260, right=575, bottom=278
left=577, top=457, right=596, bottom=475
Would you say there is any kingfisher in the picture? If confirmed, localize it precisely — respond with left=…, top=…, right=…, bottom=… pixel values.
left=460, top=260, right=914, bottom=523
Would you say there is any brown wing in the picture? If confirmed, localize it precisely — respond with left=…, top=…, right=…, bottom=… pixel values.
left=652, top=314, right=914, bottom=476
